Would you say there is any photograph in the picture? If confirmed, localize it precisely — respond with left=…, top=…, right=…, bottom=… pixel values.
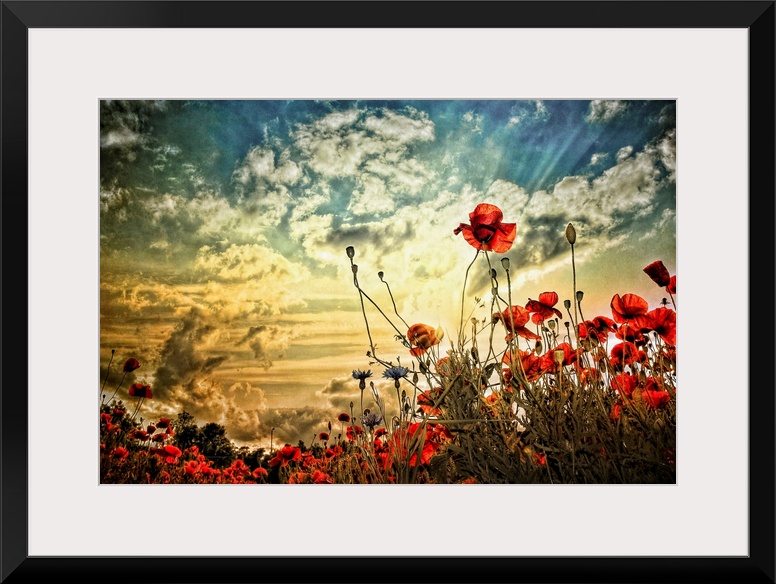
left=99, top=98, right=678, bottom=486
left=4, top=0, right=773, bottom=582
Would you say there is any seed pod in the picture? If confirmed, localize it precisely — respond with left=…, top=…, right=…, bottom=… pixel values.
left=576, top=290, right=584, bottom=302
left=501, top=257, right=510, bottom=271
left=565, top=223, right=577, bottom=245
left=346, top=246, right=355, bottom=258
left=564, top=299, right=571, bottom=310
left=378, top=271, right=384, bottom=280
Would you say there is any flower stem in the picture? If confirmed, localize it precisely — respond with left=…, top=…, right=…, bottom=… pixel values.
left=459, top=249, right=480, bottom=344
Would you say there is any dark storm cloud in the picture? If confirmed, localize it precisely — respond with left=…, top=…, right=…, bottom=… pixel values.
left=152, top=307, right=228, bottom=398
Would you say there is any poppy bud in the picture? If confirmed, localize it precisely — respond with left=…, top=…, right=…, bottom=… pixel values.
left=501, top=257, right=510, bottom=271
left=565, top=223, right=577, bottom=245
left=351, top=264, right=358, bottom=274
left=576, top=290, right=584, bottom=302
left=490, top=268, right=497, bottom=279
left=564, top=299, right=571, bottom=310
left=412, top=372, right=418, bottom=384
left=346, top=246, right=355, bottom=259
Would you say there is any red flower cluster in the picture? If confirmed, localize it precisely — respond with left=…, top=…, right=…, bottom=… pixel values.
left=269, top=445, right=302, bottom=467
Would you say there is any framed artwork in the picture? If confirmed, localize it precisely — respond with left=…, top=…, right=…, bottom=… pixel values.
left=4, top=1, right=773, bottom=582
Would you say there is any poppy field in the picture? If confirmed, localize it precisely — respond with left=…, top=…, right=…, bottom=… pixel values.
left=100, top=202, right=676, bottom=485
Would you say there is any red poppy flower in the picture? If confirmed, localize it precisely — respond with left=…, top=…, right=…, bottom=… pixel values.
left=610, top=373, right=639, bottom=397
left=184, top=461, right=200, bottom=476
left=128, top=383, right=152, bottom=399
left=269, top=445, right=303, bottom=467
left=252, top=467, right=268, bottom=479
left=161, top=444, right=182, bottom=464
left=453, top=203, right=517, bottom=253
left=633, top=307, right=677, bottom=346
left=318, top=432, right=330, bottom=441
left=146, top=424, right=156, bottom=434
left=502, top=349, right=546, bottom=383
left=667, top=275, right=676, bottom=294
left=311, top=470, right=334, bottom=484
left=374, top=428, right=388, bottom=438
left=111, top=447, right=129, bottom=460
left=578, top=316, right=617, bottom=343
left=643, top=260, right=671, bottom=287
left=610, top=403, right=622, bottom=420
left=417, top=388, right=443, bottom=416
left=525, top=292, right=563, bottom=325
left=156, top=417, right=171, bottom=428
left=610, top=342, right=647, bottom=369
left=610, top=293, right=649, bottom=324
left=492, top=305, right=540, bottom=342
left=337, top=413, right=350, bottom=423
left=641, top=387, right=671, bottom=409
left=346, top=425, right=364, bottom=441
left=614, top=322, right=646, bottom=344
left=123, top=358, right=140, bottom=372
left=407, top=323, right=441, bottom=357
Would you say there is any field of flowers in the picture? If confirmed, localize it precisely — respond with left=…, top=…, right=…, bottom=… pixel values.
left=100, top=203, right=676, bottom=485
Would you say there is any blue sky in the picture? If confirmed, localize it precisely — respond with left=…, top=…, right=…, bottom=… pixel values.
left=100, top=99, right=676, bottom=448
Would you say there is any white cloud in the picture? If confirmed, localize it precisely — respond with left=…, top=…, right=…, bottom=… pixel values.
left=586, top=100, right=628, bottom=123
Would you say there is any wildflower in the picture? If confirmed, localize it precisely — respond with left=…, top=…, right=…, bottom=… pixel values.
left=383, top=366, right=409, bottom=388
left=374, top=428, right=388, bottom=438
left=453, top=203, right=517, bottom=253
left=156, top=417, right=172, bottom=428
left=146, top=425, right=156, bottom=434
left=492, top=305, right=540, bottom=342
left=643, top=260, right=671, bottom=287
left=184, top=461, right=200, bottom=476
left=667, top=275, right=676, bottom=294
left=311, top=469, right=334, bottom=484
left=611, top=373, right=639, bottom=397
left=269, top=445, right=302, bottom=467
left=610, top=293, right=649, bottom=324
left=128, top=383, right=152, bottom=399
left=525, top=292, right=564, bottom=325
left=633, top=307, right=677, bottom=346
left=578, top=316, right=617, bottom=344
left=161, top=445, right=182, bottom=464
left=318, top=432, right=330, bottom=441
left=361, top=411, right=383, bottom=430
left=123, top=358, right=140, bottom=372
left=337, top=413, right=350, bottom=423
left=346, top=425, right=364, bottom=441
left=406, top=323, right=441, bottom=357
left=417, top=388, right=443, bottom=416
left=252, top=467, right=268, bottom=479
left=111, top=447, right=129, bottom=460
left=610, top=342, right=647, bottom=370
left=351, top=369, right=373, bottom=390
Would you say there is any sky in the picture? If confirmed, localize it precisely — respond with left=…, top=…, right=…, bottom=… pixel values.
left=99, top=99, right=676, bottom=449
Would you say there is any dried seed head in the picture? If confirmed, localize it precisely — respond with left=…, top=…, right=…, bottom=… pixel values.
left=564, top=299, right=571, bottom=310
left=351, top=264, right=359, bottom=274
left=565, top=223, right=577, bottom=245
left=378, top=271, right=384, bottom=280
left=554, top=350, right=565, bottom=364
left=490, top=268, right=497, bottom=279
left=576, top=290, right=584, bottom=302
left=500, top=257, right=510, bottom=271
left=547, top=319, right=556, bottom=330
left=346, top=246, right=355, bottom=259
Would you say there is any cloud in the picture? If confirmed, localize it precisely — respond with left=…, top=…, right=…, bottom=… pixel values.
left=586, top=100, right=628, bottom=123
left=151, top=307, right=228, bottom=398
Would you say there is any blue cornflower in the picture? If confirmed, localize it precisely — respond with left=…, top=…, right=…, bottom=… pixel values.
left=361, top=410, right=383, bottom=430
left=383, top=366, right=409, bottom=388
left=352, top=369, right=372, bottom=390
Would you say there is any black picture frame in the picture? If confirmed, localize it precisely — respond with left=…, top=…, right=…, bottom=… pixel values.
left=2, top=2, right=773, bottom=583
